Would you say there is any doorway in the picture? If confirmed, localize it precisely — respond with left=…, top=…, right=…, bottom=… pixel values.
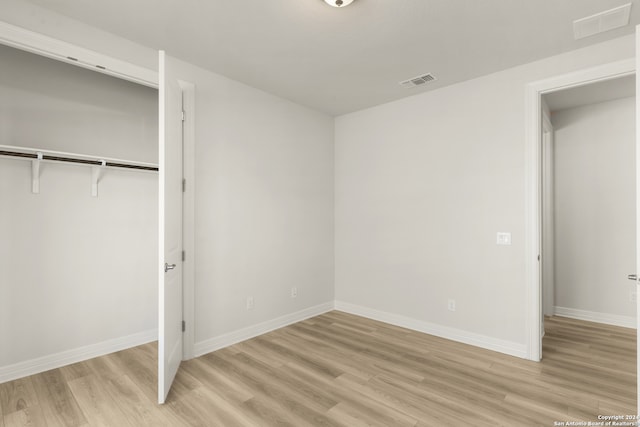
left=525, top=58, right=636, bottom=363
left=540, top=76, right=636, bottom=343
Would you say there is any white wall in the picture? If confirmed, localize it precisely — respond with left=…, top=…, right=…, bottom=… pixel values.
left=169, top=59, right=335, bottom=348
left=334, top=34, right=635, bottom=354
left=0, top=44, right=158, bottom=370
left=551, top=97, right=636, bottom=321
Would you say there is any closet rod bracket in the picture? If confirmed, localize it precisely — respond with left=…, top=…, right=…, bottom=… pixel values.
left=91, top=160, right=106, bottom=197
left=31, top=152, right=43, bottom=194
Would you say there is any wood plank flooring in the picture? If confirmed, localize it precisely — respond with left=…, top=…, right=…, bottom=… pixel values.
left=0, top=311, right=635, bottom=426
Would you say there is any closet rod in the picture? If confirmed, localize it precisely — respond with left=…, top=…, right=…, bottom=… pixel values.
left=0, top=149, right=158, bottom=171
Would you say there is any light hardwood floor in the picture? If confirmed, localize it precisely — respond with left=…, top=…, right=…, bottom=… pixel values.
left=0, top=311, right=635, bottom=426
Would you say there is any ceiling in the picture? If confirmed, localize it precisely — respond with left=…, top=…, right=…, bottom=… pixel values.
left=20, top=0, right=640, bottom=116
left=544, top=74, right=635, bottom=112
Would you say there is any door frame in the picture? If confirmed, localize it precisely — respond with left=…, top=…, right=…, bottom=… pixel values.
left=524, top=58, right=635, bottom=362
left=0, top=21, right=195, bottom=359
left=541, top=110, right=554, bottom=321
left=181, top=80, right=196, bottom=360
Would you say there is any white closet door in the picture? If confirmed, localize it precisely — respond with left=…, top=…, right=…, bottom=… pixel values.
left=158, top=50, right=183, bottom=404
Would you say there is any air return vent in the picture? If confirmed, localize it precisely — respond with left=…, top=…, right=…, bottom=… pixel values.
left=399, top=73, right=436, bottom=88
left=573, top=3, right=632, bottom=40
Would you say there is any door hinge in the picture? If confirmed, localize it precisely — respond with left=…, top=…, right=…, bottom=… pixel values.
left=181, top=110, right=185, bottom=122
left=182, top=178, right=186, bottom=193
left=182, top=320, right=186, bottom=332
left=182, top=250, right=186, bottom=262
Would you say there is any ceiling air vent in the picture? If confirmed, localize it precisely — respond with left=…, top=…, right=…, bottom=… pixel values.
left=399, top=73, right=436, bottom=89
left=573, top=3, right=632, bottom=40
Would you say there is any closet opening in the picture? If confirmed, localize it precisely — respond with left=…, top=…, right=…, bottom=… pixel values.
left=0, top=41, right=161, bottom=382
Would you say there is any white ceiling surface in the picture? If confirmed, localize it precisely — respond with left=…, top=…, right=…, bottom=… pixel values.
left=544, top=74, right=636, bottom=113
left=19, top=0, right=640, bottom=116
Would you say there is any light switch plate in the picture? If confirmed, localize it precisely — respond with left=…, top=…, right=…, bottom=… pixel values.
left=497, top=232, right=512, bottom=245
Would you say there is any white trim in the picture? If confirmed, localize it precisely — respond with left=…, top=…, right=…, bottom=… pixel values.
left=636, top=25, right=640, bottom=417
left=334, top=301, right=528, bottom=359
left=525, top=77, right=542, bottom=362
left=157, top=50, right=168, bottom=404
left=180, top=80, right=196, bottom=360
left=0, top=21, right=157, bottom=88
left=525, top=58, right=635, bottom=362
left=193, top=302, right=335, bottom=357
left=554, top=306, right=636, bottom=329
left=0, top=329, right=157, bottom=384
left=541, top=114, right=555, bottom=319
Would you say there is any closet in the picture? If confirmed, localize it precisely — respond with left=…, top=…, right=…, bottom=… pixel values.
left=0, top=42, right=159, bottom=377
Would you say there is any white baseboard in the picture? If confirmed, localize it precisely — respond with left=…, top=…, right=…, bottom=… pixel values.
left=5, top=299, right=566, bottom=385
left=0, top=329, right=158, bottom=384
left=334, top=301, right=528, bottom=359
left=193, top=302, right=335, bottom=357
left=554, top=306, right=636, bottom=329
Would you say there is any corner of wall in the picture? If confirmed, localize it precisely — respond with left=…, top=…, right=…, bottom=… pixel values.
left=193, top=302, right=335, bottom=357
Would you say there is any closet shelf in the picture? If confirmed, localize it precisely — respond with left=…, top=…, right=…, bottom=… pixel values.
left=0, top=145, right=158, bottom=197
left=0, top=145, right=158, bottom=171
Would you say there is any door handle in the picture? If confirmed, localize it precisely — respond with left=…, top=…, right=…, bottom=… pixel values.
left=165, top=263, right=176, bottom=273
left=628, top=274, right=637, bottom=281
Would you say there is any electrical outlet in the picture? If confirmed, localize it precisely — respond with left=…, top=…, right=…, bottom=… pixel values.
left=291, top=287, right=298, bottom=298
left=631, top=292, right=637, bottom=303
left=246, top=296, right=254, bottom=310
left=448, top=299, right=456, bottom=312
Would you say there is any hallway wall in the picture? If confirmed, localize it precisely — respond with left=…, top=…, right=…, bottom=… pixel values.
left=551, top=96, right=636, bottom=325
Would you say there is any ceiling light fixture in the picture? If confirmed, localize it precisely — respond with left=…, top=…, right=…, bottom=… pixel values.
left=324, top=0, right=355, bottom=7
